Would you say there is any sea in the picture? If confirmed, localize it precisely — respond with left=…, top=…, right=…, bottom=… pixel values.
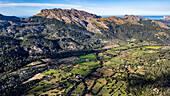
left=101, top=15, right=170, bottom=20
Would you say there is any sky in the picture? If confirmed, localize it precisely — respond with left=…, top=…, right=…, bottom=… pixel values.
left=0, top=0, right=170, bottom=16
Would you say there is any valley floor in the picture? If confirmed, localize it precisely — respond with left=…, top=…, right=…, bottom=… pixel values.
left=1, top=42, right=170, bottom=96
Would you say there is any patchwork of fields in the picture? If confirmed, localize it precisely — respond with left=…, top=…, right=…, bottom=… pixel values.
left=22, top=43, right=170, bottom=96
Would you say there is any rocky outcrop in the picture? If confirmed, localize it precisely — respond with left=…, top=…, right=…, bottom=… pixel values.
left=160, top=16, right=170, bottom=26
left=161, top=16, right=170, bottom=21
left=33, top=8, right=108, bottom=33
left=122, top=15, right=145, bottom=21
left=38, top=8, right=101, bottom=19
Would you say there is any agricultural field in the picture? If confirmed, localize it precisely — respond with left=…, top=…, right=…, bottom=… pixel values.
left=19, top=43, right=169, bottom=96
left=143, top=46, right=162, bottom=49
left=79, top=53, right=96, bottom=61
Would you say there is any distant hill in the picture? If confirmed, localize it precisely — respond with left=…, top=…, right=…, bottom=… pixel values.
left=122, top=15, right=145, bottom=21
left=160, top=16, right=170, bottom=26
left=0, top=14, right=21, bottom=22
left=161, top=16, right=170, bottom=21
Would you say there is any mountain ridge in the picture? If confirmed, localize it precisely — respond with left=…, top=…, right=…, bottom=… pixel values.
left=33, top=8, right=105, bottom=33
left=34, top=9, right=170, bottom=29
left=0, top=8, right=170, bottom=43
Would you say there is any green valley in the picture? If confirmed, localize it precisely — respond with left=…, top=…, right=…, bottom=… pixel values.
left=0, top=8, right=169, bottom=96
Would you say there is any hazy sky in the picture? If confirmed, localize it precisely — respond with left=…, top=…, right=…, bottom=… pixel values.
left=0, top=0, right=170, bottom=16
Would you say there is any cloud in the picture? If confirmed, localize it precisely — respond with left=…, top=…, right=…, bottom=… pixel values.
left=0, top=3, right=82, bottom=8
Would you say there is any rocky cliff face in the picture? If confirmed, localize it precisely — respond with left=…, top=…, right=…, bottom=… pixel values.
left=34, top=8, right=108, bottom=33
left=38, top=8, right=101, bottom=19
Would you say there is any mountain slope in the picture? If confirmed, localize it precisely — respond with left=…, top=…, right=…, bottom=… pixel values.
left=0, top=9, right=170, bottom=44
left=122, top=15, right=169, bottom=29
left=0, top=8, right=170, bottom=96
left=0, top=8, right=170, bottom=75
left=33, top=8, right=107, bottom=33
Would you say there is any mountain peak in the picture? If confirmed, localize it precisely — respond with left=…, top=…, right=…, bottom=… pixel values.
left=33, top=8, right=105, bottom=33
left=122, top=15, right=144, bottom=21
left=161, top=16, right=170, bottom=21
left=36, top=8, right=101, bottom=19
